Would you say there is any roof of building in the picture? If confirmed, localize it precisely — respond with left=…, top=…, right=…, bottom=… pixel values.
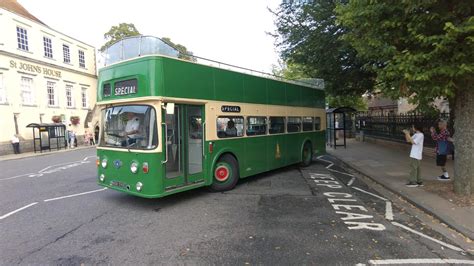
left=0, top=0, right=46, bottom=25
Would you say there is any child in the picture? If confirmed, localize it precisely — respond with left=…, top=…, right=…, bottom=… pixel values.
left=403, top=124, right=424, bottom=187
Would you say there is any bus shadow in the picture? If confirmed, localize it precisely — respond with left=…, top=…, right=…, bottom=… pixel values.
left=101, top=163, right=321, bottom=210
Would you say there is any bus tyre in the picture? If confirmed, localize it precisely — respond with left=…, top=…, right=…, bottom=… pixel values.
left=210, top=154, right=239, bottom=192
left=301, top=142, right=313, bottom=167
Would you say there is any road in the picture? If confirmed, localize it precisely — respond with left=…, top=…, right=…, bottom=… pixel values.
left=0, top=147, right=473, bottom=265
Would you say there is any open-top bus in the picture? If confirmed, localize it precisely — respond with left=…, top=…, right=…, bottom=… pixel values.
left=97, top=36, right=326, bottom=198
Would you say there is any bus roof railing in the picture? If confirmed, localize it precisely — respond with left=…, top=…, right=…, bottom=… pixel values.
left=102, top=35, right=324, bottom=90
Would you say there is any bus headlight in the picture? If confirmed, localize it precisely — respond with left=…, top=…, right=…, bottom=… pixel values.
left=136, top=182, right=143, bottom=191
left=130, top=162, right=138, bottom=173
left=99, top=174, right=105, bottom=182
left=101, top=158, right=108, bottom=168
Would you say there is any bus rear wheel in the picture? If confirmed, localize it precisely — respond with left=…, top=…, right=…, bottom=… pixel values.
left=301, top=141, right=313, bottom=167
left=210, top=154, right=239, bottom=192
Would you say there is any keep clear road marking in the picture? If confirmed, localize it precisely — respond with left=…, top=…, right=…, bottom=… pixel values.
left=43, top=188, right=107, bottom=202
left=316, top=156, right=466, bottom=253
left=365, top=258, right=474, bottom=265
left=0, top=202, right=38, bottom=220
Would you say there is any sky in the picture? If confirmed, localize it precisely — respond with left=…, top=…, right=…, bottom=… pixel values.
left=19, top=0, right=282, bottom=73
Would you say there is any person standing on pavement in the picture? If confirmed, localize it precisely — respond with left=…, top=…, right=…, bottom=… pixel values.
left=11, top=134, right=20, bottom=154
left=403, top=124, right=424, bottom=187
left=69, top=129, right=76, bottom=148
left=430, top=120, right=450, bottom=181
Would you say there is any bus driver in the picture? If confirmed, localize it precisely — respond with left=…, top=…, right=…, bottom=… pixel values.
left=121, top=112, right=140, bottom=146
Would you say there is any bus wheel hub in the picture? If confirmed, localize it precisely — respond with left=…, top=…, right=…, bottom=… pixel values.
left=215, top=166, right=229, bottom=182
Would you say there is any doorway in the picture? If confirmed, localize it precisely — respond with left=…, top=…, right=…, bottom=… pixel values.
left=163, top=104, right=205, bottom=190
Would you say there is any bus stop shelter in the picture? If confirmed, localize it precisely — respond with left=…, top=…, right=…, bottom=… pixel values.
left=326, top=107, right=357, bottom=149
left=26, top=123, right=67, bottom=153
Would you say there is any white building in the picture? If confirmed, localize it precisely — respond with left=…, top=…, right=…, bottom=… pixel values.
left=0, top=0, right=97, bottom=154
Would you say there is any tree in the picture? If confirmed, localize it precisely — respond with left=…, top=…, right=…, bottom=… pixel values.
left=272, top=60, right=367, bottom=110
left=337, top=1, right=474, bottom=196
left=271, top=0, right=376, bottom=99
left=100, top=23, right=140, bottom=52
left=161, top=37, right=197, bottom=62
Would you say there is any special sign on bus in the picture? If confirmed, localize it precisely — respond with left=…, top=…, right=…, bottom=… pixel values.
left=114, top=79, right=138, bottom=96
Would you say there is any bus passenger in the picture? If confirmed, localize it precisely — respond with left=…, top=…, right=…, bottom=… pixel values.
left=121, top=112, right=140, bottom=146
left=225, top=120, right=237, bottom=137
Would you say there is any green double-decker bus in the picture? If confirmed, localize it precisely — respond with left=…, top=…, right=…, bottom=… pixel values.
left=96, top=36, right=326, bottom=198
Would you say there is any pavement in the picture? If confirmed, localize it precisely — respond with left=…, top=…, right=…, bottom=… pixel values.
left=0, top=145, right=95, bottom=162
left=327, top=139, right=474, bottom=247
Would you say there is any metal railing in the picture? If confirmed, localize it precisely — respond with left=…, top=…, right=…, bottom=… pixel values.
left=102, top=35, right=324, bottom=90
left=355, top=112, right=452, bottom=148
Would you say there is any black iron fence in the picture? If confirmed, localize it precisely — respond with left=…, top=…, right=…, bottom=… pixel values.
left=355, top=112, right=452, bottom=148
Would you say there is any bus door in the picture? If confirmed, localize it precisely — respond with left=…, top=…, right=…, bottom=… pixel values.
left=163, top=104, right=205, bottom=191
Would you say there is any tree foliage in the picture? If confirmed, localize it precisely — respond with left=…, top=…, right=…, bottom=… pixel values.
left=273, top=61, right=367, bottom=110
left=161, top=37, right=197, bottom=62
left=336, top=1, right=474, bottom=104
left=336, top=1, right=474, bottom=196
left=100, top=23, right=140, bottom=52
left=271, top=0, right=376, bottom=98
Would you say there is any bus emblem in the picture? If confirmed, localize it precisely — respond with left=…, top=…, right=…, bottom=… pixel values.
left=113, top=160, right=122, bottom=169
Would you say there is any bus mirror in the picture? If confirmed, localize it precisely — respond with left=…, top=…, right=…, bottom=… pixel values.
left=165, top=103, right=175, bottom=115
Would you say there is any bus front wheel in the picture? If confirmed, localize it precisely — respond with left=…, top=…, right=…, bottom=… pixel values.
left=301, top=141, right=313, bottom=167
left=210, top=154, right=239, bottom=192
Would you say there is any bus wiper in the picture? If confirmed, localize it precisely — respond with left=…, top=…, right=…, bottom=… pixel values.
left=127, top=142, right=137, bottom=152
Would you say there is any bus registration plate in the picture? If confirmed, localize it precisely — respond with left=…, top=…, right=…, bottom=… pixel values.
left=110, top=180, right=128, bottom=189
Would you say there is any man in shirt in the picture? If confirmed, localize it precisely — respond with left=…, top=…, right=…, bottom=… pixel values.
left=403, top=124, right=424, bottom=187
left=121, top=112, right=140, bottom=146
left=225, top=120, right=237, bottom=137
left=430, top=120, right=450, bottom=181
left=11, top=134, right=20, bottom=154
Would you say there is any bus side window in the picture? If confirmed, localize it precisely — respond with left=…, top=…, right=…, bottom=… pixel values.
left=303, top=117, right=313, bottom=131
left=315, top=117, right=321, bottom=131
left=217, top=116, right=244, bottom=138
left=269, top=117, right=285, bottom=134
left=247, top=116, right=267, bottom=136
left=287, top=117, right=302, bottom=133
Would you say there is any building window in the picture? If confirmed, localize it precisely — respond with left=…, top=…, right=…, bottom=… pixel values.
left=21, top=76, right=34, bottom=105
left=43, top=37, right=53, bottom=58
left=81, top=87, right=88, bottom=108
left=78, top=50, right=85, bottom=68
left=0, top=74, right=6, bottom=103
left=47, top=81, right=57, bottom=106
left=0, top=73, right=7, bottom=103
left=16, top=26, right=29, bottom=51
left=66, top=85, right=74, bottom=107
left=246, top=116, right=267, bottom=136
left=217, top=116, right=244, bottom=138
left=287, top=117, right=302, bottom=133
left=63, top=44, right=70, bottom=63
left=303, top=117, right=314, bottom=131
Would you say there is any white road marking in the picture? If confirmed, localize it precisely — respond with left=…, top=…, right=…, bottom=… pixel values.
left=347, top=177, right=356, bottom=186
left=0, top=202, right=38, bottom=220
left=0, top=173, right=35, bottom=181
left=316, top=156, right=395, bottom=221
left=385, top=201, right=393, bottom=221
left=44, top=188, right=107, bottom=202
left=1, top=156, right=93, bottom=181
left=391, top=221, right=464, bottom=252
left=352, top=186, right=388, bottom=201
left=367, top=258, right=474, bottom=265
